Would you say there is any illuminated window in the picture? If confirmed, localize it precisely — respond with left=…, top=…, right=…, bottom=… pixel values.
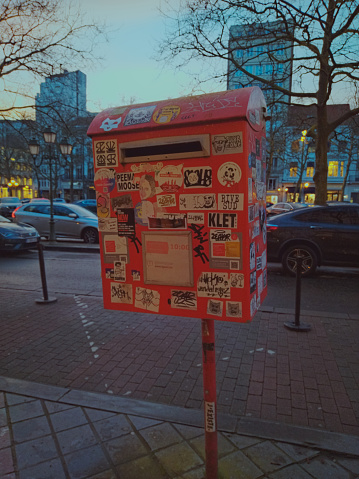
left=340, top=161, right=344, bottom=177
left=328, top=161, right=338, bottom=177
left=290, top=167, right=298, bottom=177
left=306, top=166, right=314, bottom=177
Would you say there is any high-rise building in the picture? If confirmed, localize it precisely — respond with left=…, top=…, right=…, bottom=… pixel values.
left=227, top=20, right=294, bottom=108
left=35, top=70, right=88, bottom=126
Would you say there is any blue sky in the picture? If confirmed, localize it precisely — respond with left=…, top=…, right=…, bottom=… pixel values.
left=83, top=0, right=223, bottom=113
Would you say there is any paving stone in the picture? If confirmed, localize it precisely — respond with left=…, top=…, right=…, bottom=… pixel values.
left=49, top=406, right=88, bottom=432
left=9, top=400, right=44, bottom=423
left=15, top=435, right=58, bottom=469
left=275, top=441, right=319, bottom=461
left=45, top=401, right=74, bottom=414
left=301, top=455, right=354, bottom=479
left=0, top=407, right=7, bottom=428
left=222, top=433, right=262, bottom=450
left=190, top=433, right=236, bottom=460
left=0, top=426, right=11, bottom=450
left=217, top=450, right=263, bottom=479
left=140, top=422, right=183, bottom=451
left=56, top=423, right=98, bottom=454
left=269, top=464, right=316, bottom=479
left=64, top=445, right=111, bottom=479
left=155, top=442, right=203, bottom=476
left=12, top=416, right=52, bottom=444
left=86, top=470, right=118, bottom=479
left=5, top=394, right=35, bottom=406
left=117, top=455, right=169, bottom=479
left=245, top=441, right=293, bottom=473
left=85, top=408, right=116, bottom=423
left=18, top=458, right=66, bottom=479
left=336, top=456, right=359, bottom=475
left=0, top=446, right=15, bottom=475
left=104, top=432, right=148, bottom=465
left=93, top=414, right=132, bottom=442
left=127, top=415, right=162, bottom=430
left=173, top=423, right=204, bottom=440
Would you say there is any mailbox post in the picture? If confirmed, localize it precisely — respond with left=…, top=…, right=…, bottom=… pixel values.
left=88, top=87, right=268, bottom=477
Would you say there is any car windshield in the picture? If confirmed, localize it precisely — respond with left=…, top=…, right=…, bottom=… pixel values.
left=68, top=204, right=97, bottom=218
left=0, top=215, right=11, bottom=223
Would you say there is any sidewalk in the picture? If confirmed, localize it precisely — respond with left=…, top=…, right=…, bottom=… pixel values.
left=1, top=376, right=359, bottom=479
left=1, top=242, right=359, bottom=477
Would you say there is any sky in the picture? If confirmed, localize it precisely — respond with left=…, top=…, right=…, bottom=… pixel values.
left=80, top=0, right=222, bottom=113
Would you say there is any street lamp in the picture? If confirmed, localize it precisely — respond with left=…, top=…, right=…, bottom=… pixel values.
left=28, top=129, right=72, bottom=242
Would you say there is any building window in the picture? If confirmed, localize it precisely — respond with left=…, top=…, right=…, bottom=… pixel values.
left=265, top=64, right=273, bottom=75
left=290, top=162, right=298, bottom=177
left=306, top=166, right=314, bottom=177
left=268, top=178, right=277, bottom=190
left=256, top=46, right=264, bottom=55
left=340, top=161, right=344, bottom=177
left=328, top=161, right=338, bottom=177
left=277, top=44, right=284, bottom=55
left=247, top=47, right=254, bottom=57
left=235, top=50, right=243, bottom=58
left=255, top=64, right=263, bottom=75
left=246, top=65, right=254, bottom=74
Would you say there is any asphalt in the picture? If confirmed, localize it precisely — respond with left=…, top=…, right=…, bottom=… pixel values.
left=0, top=240, right=359, bottom=478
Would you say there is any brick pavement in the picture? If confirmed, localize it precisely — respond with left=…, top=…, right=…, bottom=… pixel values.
left=0, top=288, right=358, bottom=438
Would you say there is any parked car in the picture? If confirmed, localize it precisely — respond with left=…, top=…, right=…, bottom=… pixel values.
left=0, top=214, right=40, bottom=252
left=267, top=204, right=359, bottom=276
left=12, top=202, right=99, bottom=243
left=266, top=202, right=308, bottom=217
left=0, top=197, right=22, bottom=218
left=74, top=199, right=97, bottom=215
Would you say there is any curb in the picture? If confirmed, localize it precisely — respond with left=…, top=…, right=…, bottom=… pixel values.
left=1, top=376, right=358, bottom=458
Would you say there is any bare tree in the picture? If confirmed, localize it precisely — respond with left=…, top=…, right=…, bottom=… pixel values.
left=159, top=0, right=359, bottom=204
left=0, top=0, right=105, bottom=118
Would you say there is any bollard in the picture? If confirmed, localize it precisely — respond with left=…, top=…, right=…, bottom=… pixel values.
left=36, top=243, right=57, bottom=304
left=284, top=255, right=311, bottom=332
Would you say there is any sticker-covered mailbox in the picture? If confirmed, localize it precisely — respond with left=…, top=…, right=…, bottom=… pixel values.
left=87, top=87, right=268, bottom=323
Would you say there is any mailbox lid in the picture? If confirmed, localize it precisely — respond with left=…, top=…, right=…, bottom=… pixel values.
left=87, top=87, right=266, bottom=138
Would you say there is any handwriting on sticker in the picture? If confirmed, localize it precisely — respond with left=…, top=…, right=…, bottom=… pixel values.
left=198, top=272, right=230, bottom=298
left=171, top=290, right=197, bottom=310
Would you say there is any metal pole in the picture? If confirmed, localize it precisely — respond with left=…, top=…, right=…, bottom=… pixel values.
left=49, top=146, right=55, bottom=242
left=284, top=255, right=311, bottom=332
left=201, top=318, right=218, bottom=479
left=36, top=243, right=57, bottom=304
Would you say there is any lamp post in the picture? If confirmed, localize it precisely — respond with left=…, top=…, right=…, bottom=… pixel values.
left=29, top=129, right=72, bottom=242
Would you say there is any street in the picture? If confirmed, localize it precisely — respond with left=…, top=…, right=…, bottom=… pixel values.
left=1, top=249, right=358, bottom=315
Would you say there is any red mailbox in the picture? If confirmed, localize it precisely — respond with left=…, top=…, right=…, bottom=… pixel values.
left=87, top=87, right=268, bottom=323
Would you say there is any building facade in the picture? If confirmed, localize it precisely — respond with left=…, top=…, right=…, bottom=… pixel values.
left=227, top=20, right=294, bottom=108
left=266, top=105, right=359, bottom=204
left=34, top=70, right=95, bottom=201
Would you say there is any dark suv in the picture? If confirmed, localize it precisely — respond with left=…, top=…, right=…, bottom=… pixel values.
left=267, top=204, right=359, bottom=276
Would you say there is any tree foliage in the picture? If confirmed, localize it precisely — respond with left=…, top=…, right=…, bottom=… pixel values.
left=160, top=0, right=359, bottom=204
left=0, top=0, right=104, bottom=118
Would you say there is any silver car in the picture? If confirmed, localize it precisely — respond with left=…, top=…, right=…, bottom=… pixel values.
left=12, top=202, right=99, bottom=243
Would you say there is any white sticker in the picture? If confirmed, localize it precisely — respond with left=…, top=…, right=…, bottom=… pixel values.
left=179, top=194, right=217, bottom=210
left=218, top=193, right=243, bottom=211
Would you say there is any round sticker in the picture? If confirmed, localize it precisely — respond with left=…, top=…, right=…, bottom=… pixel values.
left=94, top=169, right=116, bottom=194
left=158, top=165, right=183, bottom=192
left=217, top=162, right=241, bottom=187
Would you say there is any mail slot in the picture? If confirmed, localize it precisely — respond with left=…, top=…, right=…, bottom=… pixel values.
left=87, top=87, right=268, bottom=322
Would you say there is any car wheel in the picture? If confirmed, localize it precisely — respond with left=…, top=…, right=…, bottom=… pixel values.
left=282, top=245, right=318, bottom=277
left=82, top=227, right=98, bottom=244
